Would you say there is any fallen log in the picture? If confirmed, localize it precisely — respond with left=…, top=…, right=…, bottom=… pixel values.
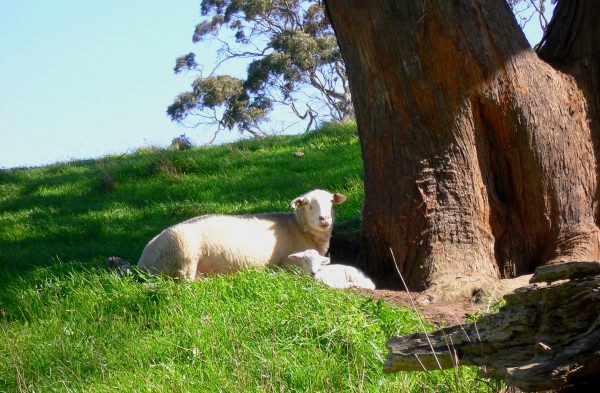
left=383, top=262, right=600, bottom=392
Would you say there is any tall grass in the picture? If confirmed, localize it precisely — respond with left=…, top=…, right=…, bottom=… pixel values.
left=0, top=123, right=497, bottom=392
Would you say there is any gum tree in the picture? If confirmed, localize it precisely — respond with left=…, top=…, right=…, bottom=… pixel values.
left=168, top=0, right=352, bottom=140
left=324, top=0, right=600, bottom=299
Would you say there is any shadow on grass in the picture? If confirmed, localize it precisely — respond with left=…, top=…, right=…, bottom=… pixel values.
left=0, top=124, right=364, bottom=311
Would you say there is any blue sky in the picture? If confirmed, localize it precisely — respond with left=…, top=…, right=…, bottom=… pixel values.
left=0, top=0, right=239, bottom=169
left=0, top=1, right=553, bottom=169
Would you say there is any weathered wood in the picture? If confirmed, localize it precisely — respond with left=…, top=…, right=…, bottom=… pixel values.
left=528, top=261, right=600, bottom=284
left=383, top=262, right=600, bottom=391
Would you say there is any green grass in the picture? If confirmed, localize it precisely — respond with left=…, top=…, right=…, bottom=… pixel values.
left=0, top=122, right=499, bottom=392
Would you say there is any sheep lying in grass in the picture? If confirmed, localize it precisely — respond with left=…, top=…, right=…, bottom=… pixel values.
left=136, top=189, right=346, bottom=280
left=287, top=249, right=376, bottom=290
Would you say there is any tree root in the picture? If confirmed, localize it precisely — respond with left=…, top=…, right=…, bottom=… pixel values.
left=416, top=274, right=532, bottom=304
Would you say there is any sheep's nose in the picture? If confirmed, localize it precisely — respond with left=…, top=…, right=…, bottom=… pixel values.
left=319, top=215, right=331, bottom=223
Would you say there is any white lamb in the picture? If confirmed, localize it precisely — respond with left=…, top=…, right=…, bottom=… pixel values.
left=287, top=249, right=376, bottom=290
left=136, top=189, right=346, bottom=280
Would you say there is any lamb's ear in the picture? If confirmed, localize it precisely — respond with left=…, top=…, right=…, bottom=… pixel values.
left=288, top=252, right=304, bottom=260
left=321, top=257, right=331, bottom=266
left=332, top=193, right=347, bottom=204
left=290, top=197, right=307, bottom=209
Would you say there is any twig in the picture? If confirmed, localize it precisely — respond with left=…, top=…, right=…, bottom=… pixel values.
left=413, top=353, right=429, bottom=372
left=1, top=321, right=27, bottom=392
left=452, top=316, right=473, bottom=344
left=472, top=322, right=487, bottom=374
left=528, top=0, right=549, bottom=31
left=50, top=353, right=86, bottom=386
left=389, top=247, right=443, bottom=371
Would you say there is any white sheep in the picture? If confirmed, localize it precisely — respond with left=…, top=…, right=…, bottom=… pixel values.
left=137, top=189, right=346, bottom=280
left=287, top=249, right=376, bottom=290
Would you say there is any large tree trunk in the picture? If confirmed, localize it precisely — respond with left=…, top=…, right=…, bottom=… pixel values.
left=325, top=0, right=600, bottom=299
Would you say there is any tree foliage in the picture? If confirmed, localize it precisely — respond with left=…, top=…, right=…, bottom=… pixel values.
left=167, top=0, right=550, bottom=141
left=168, top=0, right=352, bottom=140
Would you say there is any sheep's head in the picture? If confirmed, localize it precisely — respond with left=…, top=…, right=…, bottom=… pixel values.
left=288, top=249, right=330, bottom=275
left=290, top=189, right=347, bottom=232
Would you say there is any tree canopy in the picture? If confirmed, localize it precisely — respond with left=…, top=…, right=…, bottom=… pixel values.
left=167, top=0, right=550, bottom=141
left=168, top=0, right=352, bottom=140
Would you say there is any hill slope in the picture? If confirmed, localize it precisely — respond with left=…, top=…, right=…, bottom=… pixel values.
left=0, top=123, right=494, bottom=392
left=0, top=122, right=363, bottom=280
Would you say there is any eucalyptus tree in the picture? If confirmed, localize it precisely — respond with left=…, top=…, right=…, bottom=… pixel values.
left=168, top=0, right=352, bottom=140
left=325, top=0, right=600, bottom=300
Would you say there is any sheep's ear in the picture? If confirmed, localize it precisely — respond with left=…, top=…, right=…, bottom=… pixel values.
left=321, top=257, right=331, bottom=265
left=332, top=193, right=347, bottom=204
left=288, top=252, right=304, bottom=260
left=290, top=197, right=307, bottom=209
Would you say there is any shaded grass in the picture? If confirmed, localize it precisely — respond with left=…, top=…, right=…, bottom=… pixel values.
left=0, top=122, right=498, bottom=392
left=0, top=122, right=363, bottom=283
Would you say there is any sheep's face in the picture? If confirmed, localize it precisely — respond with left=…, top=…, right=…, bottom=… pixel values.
left=288, top=249, right=330, bottom=275
left=291, top=189, right=347, bottom=232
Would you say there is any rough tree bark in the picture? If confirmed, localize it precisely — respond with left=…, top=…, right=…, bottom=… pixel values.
left=324, top=0, right=600, bottom=300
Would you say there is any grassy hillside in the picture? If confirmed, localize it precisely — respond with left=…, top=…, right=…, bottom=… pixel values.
left=0, top=123, right=498, bottom=392
left=0, top=122, right=363, bottom=280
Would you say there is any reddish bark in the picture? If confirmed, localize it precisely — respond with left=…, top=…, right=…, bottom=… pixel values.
left=325, top=0, right=600, bottom=297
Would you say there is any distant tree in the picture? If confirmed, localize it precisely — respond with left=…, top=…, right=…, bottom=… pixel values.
left=170, top=134, right=194, bottom=150
left=168, top=0, right=352, bottom=141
